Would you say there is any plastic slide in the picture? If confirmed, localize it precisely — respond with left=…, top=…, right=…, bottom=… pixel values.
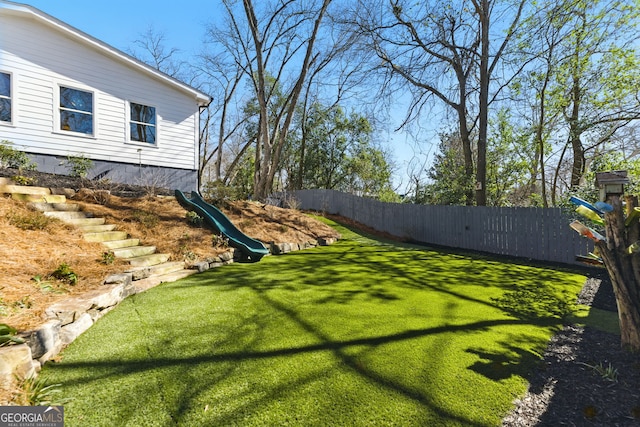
left=175, top=190, right=270, bottom=262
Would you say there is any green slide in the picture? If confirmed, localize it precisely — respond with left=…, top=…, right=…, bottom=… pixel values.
left=175, top=190, right=270, bottom=262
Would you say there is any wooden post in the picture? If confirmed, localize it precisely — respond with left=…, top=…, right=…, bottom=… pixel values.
left=595, top=194, right=640, bottom=352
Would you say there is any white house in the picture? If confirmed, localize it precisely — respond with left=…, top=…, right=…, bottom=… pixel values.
left=0, top=1, right=211, bottom=191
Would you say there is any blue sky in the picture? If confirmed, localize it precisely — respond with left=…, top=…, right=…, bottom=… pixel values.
left=19, top=0, right=423, bottom=193
left=20, top=1, right=216, bottom=57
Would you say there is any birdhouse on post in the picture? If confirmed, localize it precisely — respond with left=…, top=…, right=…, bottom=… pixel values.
left=595, top=170, right=629, bottom=201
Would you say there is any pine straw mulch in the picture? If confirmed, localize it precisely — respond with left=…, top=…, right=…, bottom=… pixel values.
left=0, top=189, right=339, bottom=333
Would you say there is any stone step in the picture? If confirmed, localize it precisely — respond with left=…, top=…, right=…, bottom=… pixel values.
left=29, top=202, right=80, bottom=212
left=63, top=217, right=106, bottom=227
left=44, top=211, right=91, bottom=220
left=0, top=184, right=50, bottom=195
left=101, top=238, right=140, bottom=250
left=78, top=224, right=117, bottom=233
left=12, top=193, right=66, bottom=204
left=0, top=177, right=14, bottom=185
left=125, top=253, right=171, bottom=268
left=111, top=245, right=157, bottom=259
left=133, top=269, right=197, bottom=293
left=84, top=231, right=128, bottom=242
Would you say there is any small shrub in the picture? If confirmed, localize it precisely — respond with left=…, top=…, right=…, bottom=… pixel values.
left=12, top=296, right=31, bottom=310
left=278, top=224, right=289, bottom=233
left=212, top=234, right=229, bottom=248
left=32, top=275, right=60, bottom=294
left=0, top=140, right=36, bottom=171
left=185, top=210, right=203, bottom=226
left=0, top=323, right=25, bottom=347
left=131, top=210, right=159, bottom=228
left=201, top=180, right=243, bottom=206
left=51, top=262, right=78, bottom=286
left=284, top=196, right=301, bottom=210
left=101, top=251, right=115, bottom=265
left=64, top=154, right=93, bottom=178
left=8, top=210, right=55, bottom=231
left=136, top=168, right=170, bottom=197
left=579, top=361, right=619, bottom=383
left=14, top=375, right=71, bottom=406
left=11, top=175, right=35, bottom=186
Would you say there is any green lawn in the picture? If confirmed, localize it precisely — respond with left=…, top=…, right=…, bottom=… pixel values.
left=42, top=218, right=590, bottom=426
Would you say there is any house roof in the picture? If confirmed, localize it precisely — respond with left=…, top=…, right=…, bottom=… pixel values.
left=0, top=0, right=212, bottom=107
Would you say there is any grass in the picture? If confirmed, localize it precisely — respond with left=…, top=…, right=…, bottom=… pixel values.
left=40, top=217, right=589, bottom=426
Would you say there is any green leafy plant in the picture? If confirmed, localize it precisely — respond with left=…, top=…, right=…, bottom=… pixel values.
left=0, top=140, right=36, bottom=171
left=51, top=262, right=78, bottom=286
left=132, top=210, right=159, bottom=228
left=8, top=209, right=55, bottom=231
left=185, top=210, right=203, bottom=226
left=201, top=179, right=243, bottom=206
left=212, top=234, right=229, bottom=248
left=11, top=175, right=35, bottom=185
left=579, top=361, right=619, bottom=383
left=0, top=323, right=25, bottom=347
left=101, top=251, right=116, bottom=265
left=12, top=296, right=32, bottom=310
left=32, top=275, right=67, bottom=294
left=15, top=375, right=71, bottom=406
left=64, top=154, right=93, bottom=178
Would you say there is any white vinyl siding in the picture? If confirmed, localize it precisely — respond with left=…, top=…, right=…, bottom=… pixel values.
left=0, top=10, right=202, bottom=171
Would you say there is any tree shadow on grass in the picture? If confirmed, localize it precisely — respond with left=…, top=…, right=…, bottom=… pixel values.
left=43, top=221, right=586, bottom=425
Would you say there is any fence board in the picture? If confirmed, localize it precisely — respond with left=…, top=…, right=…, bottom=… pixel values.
left=290, top=190, right=593, bottom=266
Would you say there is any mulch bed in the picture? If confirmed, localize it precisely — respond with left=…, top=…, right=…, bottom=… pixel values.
left=503, top=273, right=640, bottom=426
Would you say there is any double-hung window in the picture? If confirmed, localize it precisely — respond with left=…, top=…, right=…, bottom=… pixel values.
left=0, top=72, right=11, bottom=124
left=129, top=102, right=156, bottom=144
left=59, top=86, right=93, bottom=135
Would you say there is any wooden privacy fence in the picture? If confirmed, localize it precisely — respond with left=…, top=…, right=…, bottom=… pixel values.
left=289, top=189, right=593, bottom=266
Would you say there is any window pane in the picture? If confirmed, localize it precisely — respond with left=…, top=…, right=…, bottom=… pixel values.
left=60, top=87, right=92, bottom=113
left=61, top=110, right=93, bottom=134
left=130, top=123, right=156, bottom=144
left=130, top=103, right=155, bottom=125
left=0, top=73, right=9, bottom=97
left=0, top=98, right=10, bottom=122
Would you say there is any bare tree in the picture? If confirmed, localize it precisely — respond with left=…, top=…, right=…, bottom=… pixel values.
left=348, top=0, right=526, bottom=205
left=128, top=25, right=187, bottom=80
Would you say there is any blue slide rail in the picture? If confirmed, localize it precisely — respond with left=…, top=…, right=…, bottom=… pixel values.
left=175, top=190, right=270, bottom=262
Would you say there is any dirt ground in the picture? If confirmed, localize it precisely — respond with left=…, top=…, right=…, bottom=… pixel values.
left=0, top=171, right=339, bottom=332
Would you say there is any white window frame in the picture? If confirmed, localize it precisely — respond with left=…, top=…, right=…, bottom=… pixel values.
left=0, top=71, right=13, bottom=126
left=126, top=100, right=158, bottom=147
left=54, top=83, right=95, bottom=137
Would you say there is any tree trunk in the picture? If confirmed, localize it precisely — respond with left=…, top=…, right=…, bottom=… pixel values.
left=595, top=194, right=640, bottom=352
left=475, top=0, right=490, bottom=207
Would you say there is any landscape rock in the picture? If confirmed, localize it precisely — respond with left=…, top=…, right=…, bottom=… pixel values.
left=0, top=344, right=37, bottom=384
left=318, top=237, right=336, bottom=246
left=194, top=261, right=210, bottom=272
left=220, top=251, right=234, bottom=262
left=130, top=267, right=151, bottom=281
left=23, top=320, right=62, bottom=361
left=104, top=273, right=132, bottom=287
left=86, top=284, right=125, bottom=309
left=45, top=297, right=94, bottom=325
left=60, top=313, right=93, bottom=345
